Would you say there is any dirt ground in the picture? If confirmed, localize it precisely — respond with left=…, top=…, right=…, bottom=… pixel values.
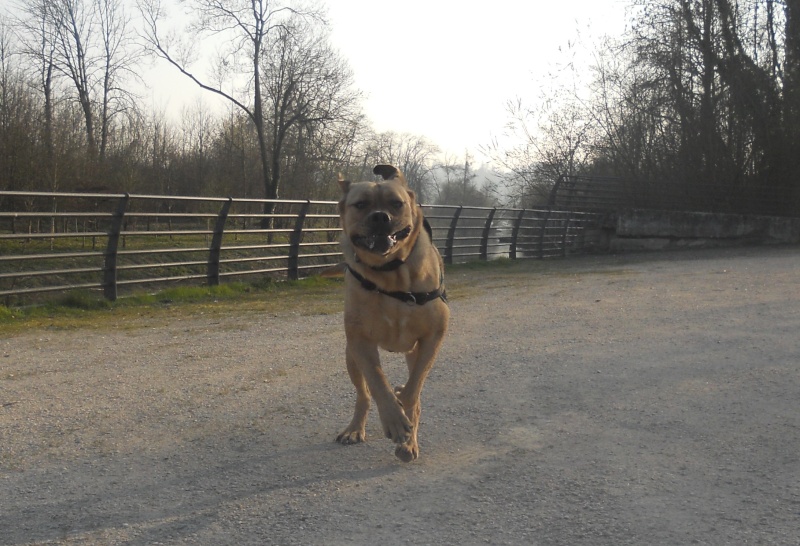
left=1, top=245, right=799, bottom=545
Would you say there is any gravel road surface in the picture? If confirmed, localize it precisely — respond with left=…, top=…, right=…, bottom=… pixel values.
left=1, top=245, right=799, bottom=545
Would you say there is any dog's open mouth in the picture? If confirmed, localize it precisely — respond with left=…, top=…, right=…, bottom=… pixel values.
left=352, top=226, right=411, bottom=254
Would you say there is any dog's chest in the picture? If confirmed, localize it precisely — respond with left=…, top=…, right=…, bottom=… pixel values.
left=345, top=296, right=426, bottom=353
left=377, top=326, right=419, bottom=354
left=380, top=310, right=411, bottom=335
left=374, top=305, right=422, bottom=352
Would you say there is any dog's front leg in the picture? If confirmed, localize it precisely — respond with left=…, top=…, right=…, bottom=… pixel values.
left=348, top=341, right=412, bottom=445
left=336, top=350, right=371, bottom=444
left=394, top=332, right=446, bottom=462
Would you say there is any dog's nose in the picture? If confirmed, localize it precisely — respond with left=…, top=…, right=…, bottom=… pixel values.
left=368, top=211, right=391, bottom=225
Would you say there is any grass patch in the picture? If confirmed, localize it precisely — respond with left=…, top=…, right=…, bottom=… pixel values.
left=0, top=256, right=617, bottom=335
left=57, top=291, right=114, bottom=310
left=0, top=276, right=345, bottom=335
left=0, top=259, right=544, bottom=333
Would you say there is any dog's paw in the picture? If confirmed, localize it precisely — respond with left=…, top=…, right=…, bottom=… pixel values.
left=395, top=441, right=419, bottom=462
left=393, top=384, right=405, bottom=396
left=382, top=412, right=413, bottom=444
left=336, top=428, right=366, bottom=445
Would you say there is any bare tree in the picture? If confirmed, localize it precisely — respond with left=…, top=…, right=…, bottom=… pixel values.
left=434, top=152, right=495, bottom=207
left=260, top=16, right=362, bottom=201
left=211, top=108, right=262, bottom=198
left=485, top=92, right=594, bottom=208
left=12, top=0, right=59, bottom=189
left=15, top=0, right=141, bottom=164
left=620, top=0, right=794, bottom=193
left=0, top=19, right=38, bottom=193
left=360, top=131, right=440, bottom=203
left=175, top=99, right=217, bottom=194
left=95, top=0, right=142, bottom=160
left=47, top=0, right=96, bottom=156
left=138, top=0, right=316, bottom=208
left=142, top=107, right=177, bottom=196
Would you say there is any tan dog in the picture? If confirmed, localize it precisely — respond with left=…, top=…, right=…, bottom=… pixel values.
left=334, top=164, right=449, bottom=462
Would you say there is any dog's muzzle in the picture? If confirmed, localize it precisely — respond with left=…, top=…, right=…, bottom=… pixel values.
left=352, top=226, right=411, bottom=254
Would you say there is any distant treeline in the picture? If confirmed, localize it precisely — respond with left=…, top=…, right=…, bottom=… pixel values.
left=487, top=0, right=800, bottom=215
left=1, top=0, right=799, bottom=216
left=0, top=0, right=495, bottom=211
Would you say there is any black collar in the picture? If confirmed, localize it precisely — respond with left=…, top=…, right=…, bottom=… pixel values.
left=346, top=264, right=447, bottom=306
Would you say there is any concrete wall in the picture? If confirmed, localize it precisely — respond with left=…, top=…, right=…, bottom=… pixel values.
left=591, top=209, right=800, bottom=252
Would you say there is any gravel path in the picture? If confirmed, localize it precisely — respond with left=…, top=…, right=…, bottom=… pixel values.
left=1, top=245, right=799, bottom=545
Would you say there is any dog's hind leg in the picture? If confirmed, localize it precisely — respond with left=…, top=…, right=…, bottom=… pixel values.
left=336, top=350, right=371, bottom=445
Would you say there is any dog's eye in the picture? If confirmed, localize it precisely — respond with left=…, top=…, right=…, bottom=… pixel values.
left=390, top=200, right=404, bottom=209
left=353, top=201, right=369, bottom=210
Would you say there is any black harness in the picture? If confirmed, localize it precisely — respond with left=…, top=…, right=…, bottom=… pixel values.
left=346, top=264, right=447, bottom=306
left=347, top=218, right=447, bottom=306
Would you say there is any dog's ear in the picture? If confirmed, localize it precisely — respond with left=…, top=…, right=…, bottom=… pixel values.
left=373, top=164, right=400, bottom=181
left=337, top=173, right=350, bottom=193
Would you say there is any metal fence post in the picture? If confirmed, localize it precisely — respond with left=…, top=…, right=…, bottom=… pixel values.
left=479, top=208, right=496, bottom=261
left=509, top=209, right=526, bottom=260
left=103, top=193, right=130, bottom=301
left=444, top=206, right=462, bottom=265
left=288, top=200, right=310, bottom=280
left=537, top=175, right=567, bottom=259
left=208, top=197, right=233, bottom=286
left=538, top=208, right=552, bottom=259
left=561, top=211, right=573, bottom=257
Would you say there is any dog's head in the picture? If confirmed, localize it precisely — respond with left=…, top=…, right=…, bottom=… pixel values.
left=338, top=165, right=421, bottom=264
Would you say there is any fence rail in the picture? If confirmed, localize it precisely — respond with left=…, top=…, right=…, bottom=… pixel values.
left=0, top=191, right=603, bottom=304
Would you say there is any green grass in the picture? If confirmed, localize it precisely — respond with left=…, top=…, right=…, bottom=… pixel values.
left=0, top=256, right=614, bottom=335
left=0, top=259, right=533, bottom=332
left=0, top=276, right=345, bottom=335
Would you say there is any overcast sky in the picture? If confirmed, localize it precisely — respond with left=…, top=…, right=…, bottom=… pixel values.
left=144, top=1, right=629, bottom=161
left=324, top=0, right=629, bottom=159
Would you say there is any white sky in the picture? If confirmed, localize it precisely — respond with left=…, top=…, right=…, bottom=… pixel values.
left=145, top=0, right=629, bottom=160
left=325, top=0, right=629, bottom=159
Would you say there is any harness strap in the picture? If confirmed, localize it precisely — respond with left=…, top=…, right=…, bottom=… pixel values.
left=364, top=257, right=405, bottom=272
left=346, top=265, right=447, bottom=306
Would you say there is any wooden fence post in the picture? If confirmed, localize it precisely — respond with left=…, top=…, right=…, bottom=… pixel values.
left=208, top=197, right=233, bottom=286
left=103, top=194, right=130, bottom=301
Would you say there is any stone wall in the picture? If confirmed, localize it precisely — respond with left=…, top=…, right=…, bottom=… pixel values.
left=590, top=209, right=800, bottom=252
